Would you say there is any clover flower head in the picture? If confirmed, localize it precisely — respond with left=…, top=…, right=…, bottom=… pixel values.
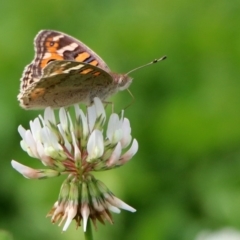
left=12, top=98, right=138, bottom=231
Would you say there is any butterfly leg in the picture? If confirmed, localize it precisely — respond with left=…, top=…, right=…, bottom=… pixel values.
left=123, top=88, right=135, bottom=111
left=103, top=101, right=114, bottom=113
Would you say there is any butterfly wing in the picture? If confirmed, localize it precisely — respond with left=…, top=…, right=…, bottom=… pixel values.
left=20, top=30, right=110, bottom=93
left=19, top=60, right=116, bottom=109
left=18, top=30, right=119, bottom=109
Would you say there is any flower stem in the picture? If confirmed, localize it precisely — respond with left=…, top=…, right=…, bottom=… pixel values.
left=84, top=220, right=94, bottom=240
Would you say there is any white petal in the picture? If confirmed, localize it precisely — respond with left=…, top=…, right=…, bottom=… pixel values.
left=44, top=107, right=56, bottom=125
left=58, top=124, right=72, bottom=153
left=59, top=108, right=68, bottom=132
left=81, top=205, right=90, bottom=232
left=74, top=105, right=89, bottom=138
left=106, top=195, right=136, bottom=213
left=41, top=127, right=59, bottom=149
left=35, top=140, right=45, bottom=157
left=25, top=130, right=39, bottom=158
left=93, top=97, right=106, bottom=122
left=87, top=130, right=104, bottom=161
left=107, top=114, right=119, bottom=140
left=87, top=104, right=96, bottom=132
left=67, top=111, right=74, bottom=130
left=121, top=134, right=132, bottom=149
left=107, top=142, right=122, bottom=167
left=120, top=139, right=138, bottom=164
left=30, top=118, right=41, bottom=141
left=62, top=204, right=77, bottom=231
left=40, top=127, right=65, bottom=160
left=121, top=118, right=132, bottom=148
left=20, top=140, right=27, bottom=152
left=107, top=114, right=124, bottom=144
left=18, top=125, right=26, bottom=141
left=36, top=141, right=53, bottom=166
left=11, top=160, right=42, bottom=179
left=71, top=129, right=81, bottom=161
left=107, top=203, right=121, bottom=213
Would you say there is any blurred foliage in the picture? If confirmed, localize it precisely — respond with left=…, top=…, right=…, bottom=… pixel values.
left=1, top=0, right=240, bottom=239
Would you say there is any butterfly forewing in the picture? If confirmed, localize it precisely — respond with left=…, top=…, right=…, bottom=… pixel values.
left=35, top=30, right=110, bottom=73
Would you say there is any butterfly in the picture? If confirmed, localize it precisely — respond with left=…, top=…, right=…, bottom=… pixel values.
left=18, top=30, right=166, bottom=109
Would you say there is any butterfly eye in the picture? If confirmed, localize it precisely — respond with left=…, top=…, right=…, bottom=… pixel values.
left=50, top=41, right=55, bottom=47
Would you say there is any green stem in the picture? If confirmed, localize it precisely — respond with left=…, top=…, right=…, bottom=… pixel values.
left=84, top=220, right=94, bottom=240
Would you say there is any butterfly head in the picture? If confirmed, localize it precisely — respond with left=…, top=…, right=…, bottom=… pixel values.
left=111, top=73, right=133, bottom=91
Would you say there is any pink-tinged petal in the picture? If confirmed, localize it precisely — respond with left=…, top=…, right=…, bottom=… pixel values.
left=11, top=160, right=43, bottom=179
left=119, top=139, right=138, bottom=164
left=12, top=160, right=60, bottom=178
left=36, top=141, right=54, bottom=166
left=106, top=142, right=122, bottom=167
left=81, top=204, right=90, bottom=232
left=49, top=201, right=66, bottom=222
left=62, top=203, right=78, bottom=231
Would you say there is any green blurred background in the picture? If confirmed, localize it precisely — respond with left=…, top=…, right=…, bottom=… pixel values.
left=1, top=0, right=240, bottom=239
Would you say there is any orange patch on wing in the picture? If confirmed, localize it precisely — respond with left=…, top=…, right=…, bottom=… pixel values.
left=80, top=68, right=93, bottom=74
left=30, top=88, right=46, bottom=100
left=40, top=53, right=64, bottom=68
left=40, top=37, right=64, bottom=68
left=89, top=60, right=98, bottom=66
left=93, top=71, right=101, bottom=76
left=75, top=52, right=90, bottom=62
left=45, top=37, right=59, bottom=52
left=51, top=67, right=65, bottom=75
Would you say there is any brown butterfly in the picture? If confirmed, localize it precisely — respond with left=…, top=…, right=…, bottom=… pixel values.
left=18, top=30, right=166, bottom=109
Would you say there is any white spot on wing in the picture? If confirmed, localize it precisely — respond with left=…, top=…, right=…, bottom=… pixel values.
left=42, top=52, right=52, bottom=59
left=57, top=43, right=79, bottom=55
left=62, top=64, right=85, bottom=73
left=52, top=35, right=64, bottom=41
left=47, top=64, right=85, bottom=76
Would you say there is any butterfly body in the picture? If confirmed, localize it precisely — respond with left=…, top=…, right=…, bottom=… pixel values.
left=18, top=30, right=132, bottom=109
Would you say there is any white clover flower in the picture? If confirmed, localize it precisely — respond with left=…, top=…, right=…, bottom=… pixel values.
left=12, top=98, right=137, bottom=232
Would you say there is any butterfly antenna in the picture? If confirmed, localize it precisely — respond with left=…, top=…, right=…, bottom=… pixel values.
left=126, top=55, right=167, bottom=75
